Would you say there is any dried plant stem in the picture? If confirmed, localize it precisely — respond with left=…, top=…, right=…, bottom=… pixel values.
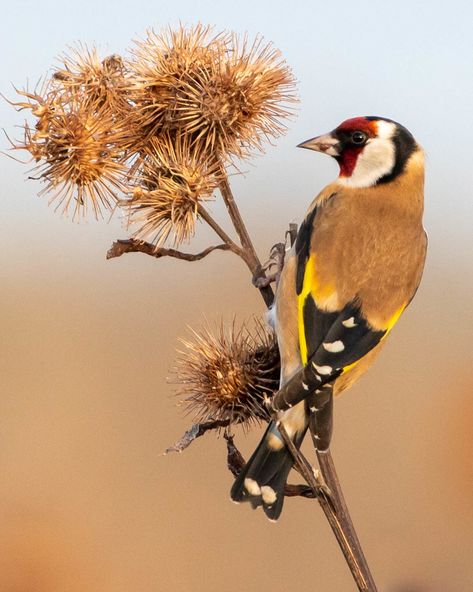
left=218, top=175, right=274, bottom=308
left=107, top=239, right=233, bottom=261
left=197, top=204, right=243, bottom=256
left=164, top=419, right=231, bottom=454
left=317, top=450, right=378, bottom=591
left=278, top=424, right=371, bottom=591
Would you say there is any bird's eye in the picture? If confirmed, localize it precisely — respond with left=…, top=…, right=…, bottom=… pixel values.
left=351, top=131, right=367, bottom=145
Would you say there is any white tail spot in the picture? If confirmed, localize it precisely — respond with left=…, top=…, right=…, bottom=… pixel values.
left=261, top=486, right=277, bottom=505
left=244, top=478, right=261, bottom=496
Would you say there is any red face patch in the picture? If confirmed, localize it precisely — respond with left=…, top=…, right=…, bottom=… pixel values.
left=334, top=117, right=379, bottom=177
left=338, top=146, right=363, bottom=177
left=336, top=117, right=378, bottom=137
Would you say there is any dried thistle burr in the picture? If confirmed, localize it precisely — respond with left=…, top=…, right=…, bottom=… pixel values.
left=13, top=86, right=127, bottom=219
left=52, top=45, right=128, bottom=114
left=126, top=24, right=296, bottom=158
left=175, top=320, right=280, bottom=427
left=126, top=133, right=223, bottom=246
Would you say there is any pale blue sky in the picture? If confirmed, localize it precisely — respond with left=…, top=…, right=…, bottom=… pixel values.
left=1, top=0, right=472, bottom=265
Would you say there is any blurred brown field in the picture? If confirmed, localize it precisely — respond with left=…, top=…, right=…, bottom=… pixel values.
left=1, top=189, right=472, bottom=591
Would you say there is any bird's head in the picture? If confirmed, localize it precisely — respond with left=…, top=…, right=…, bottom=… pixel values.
left=298, top=116, right=419, bottom=188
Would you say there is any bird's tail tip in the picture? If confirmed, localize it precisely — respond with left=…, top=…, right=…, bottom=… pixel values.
left=230, top=421, right=303, bottom=521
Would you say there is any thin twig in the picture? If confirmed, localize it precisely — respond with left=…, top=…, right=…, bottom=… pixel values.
left=107, top=239, right=233, bottom=261
left=164, top=419, right=231, bottom=454
left=197, top=204, right=242, bottom=255
left=317, top=450, right=378, bottom=591
left=278, top=424, right=371, bottom=591
left=218, top=176, right=274, bottom=308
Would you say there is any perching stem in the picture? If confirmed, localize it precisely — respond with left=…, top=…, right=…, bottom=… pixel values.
left=317, top=450, right=378, bottom=591
left=277, top=424, right=371, bottom=591
left=218, top=175, right=275, bottom=308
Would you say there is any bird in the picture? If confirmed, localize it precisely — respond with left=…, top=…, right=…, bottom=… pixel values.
left=230, top=116, right=427, bottom=521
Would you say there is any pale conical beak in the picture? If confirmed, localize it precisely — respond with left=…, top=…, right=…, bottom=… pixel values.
left=297, top=133, right=340, bottom=156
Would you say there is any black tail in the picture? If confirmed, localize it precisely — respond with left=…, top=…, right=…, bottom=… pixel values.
left=230, top=420, right=306, bottom=521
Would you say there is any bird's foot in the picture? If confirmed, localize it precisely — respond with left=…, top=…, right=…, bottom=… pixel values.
left=252, top=242, right=286, bottom=288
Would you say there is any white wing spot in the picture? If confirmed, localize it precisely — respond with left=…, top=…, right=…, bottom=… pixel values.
left=342, top=317, right=357, bottom=328
left=260, top=486, right=277, bottom=505
left=244, top=478, right=261, bottom=496
left=323, top=340, right=345, bottom=353
left=309, top=406, right=318, bottom=413
left=302, top=382, right=309, bottom=391
left=312, top=363, right=333, bottom=375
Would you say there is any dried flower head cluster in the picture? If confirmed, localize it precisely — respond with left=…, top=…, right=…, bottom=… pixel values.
left=9, top=24, right=296, bottom=235
left=11, top=47, right=129, bottom=219
left=175, top=320, right=280, bottom=427
left=127, top=25, right=296, bottom=158
left=13, top=84, right=127, bottom=219
left=127, top=134, right=223, bottom=245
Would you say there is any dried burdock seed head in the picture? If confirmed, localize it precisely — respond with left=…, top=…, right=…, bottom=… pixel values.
left=125, top=24, right=226, bottom=150
left=52, top=44, right=128, bottom=114
left=187, top=34, right=297, bottom=157
left=175, top=319, right=280, bottom=427
left=126, top=24, right=297, bottom=158
left=12, top=85, right=127, bottom=219
left=126, top=133, right=222, bottom=246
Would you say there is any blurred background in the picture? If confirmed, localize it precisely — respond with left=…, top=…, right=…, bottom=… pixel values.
left=1, top=0, right=473, bottom=590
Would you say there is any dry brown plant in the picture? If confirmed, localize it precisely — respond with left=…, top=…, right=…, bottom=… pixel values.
left=11, top=86, right=127, bottom=219
left=126, top=134, right=223, bottom=245
left=175, top=319, right=279, bottom=426
left=6, top=24, right=379, bottom=592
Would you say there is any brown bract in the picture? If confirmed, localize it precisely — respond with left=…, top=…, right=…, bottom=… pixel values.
left=174, top=320, right=280, bottom=427
left=126, top=134, right=222, bottom=246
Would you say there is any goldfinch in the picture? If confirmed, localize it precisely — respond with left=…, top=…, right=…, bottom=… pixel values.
left=231, top=116, right=427, bottom=520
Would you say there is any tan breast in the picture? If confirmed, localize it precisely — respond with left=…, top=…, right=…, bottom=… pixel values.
left=274, top=149, right=426, bottom=394
left=311, top=151, right=426, bottom=329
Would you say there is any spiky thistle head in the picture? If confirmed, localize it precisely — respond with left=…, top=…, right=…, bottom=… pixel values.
left=125, top=24, right=297, bottom=158
left=195, top=34, right=297, bottom=157
left=126, top=133, right=223, bottom=246
left=174, top=319, right=280, bottom=427
left=52, top=45, right=128, bottom=114
left=12, top=84, right=127, bottom=219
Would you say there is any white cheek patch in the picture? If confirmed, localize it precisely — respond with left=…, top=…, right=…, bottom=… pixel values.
left=339, top=120, right=397, bottom=188
left=376, top=119, right=397, bottom=140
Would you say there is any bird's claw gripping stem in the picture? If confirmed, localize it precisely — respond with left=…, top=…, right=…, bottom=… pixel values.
left=252, top=242, right=286, bottom=288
